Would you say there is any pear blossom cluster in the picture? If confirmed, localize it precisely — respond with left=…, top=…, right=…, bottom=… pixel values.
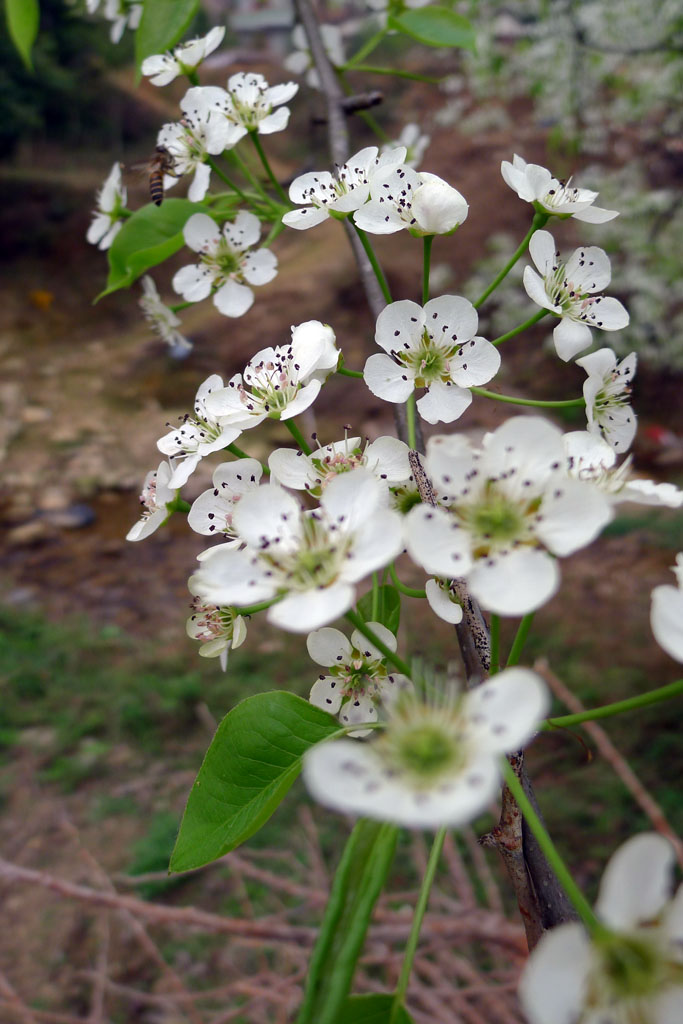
left=88, top=17, right=683, bottom=1013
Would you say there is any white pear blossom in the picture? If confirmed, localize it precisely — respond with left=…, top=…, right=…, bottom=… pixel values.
left=86, top=162, right=127, bottom=250
left=405, top=417, right=613, bottom=615
left=366, top=0, right=432, bottom=10
left=576, top=348, right=637, bottom=454
left=651, top=554, right=683, bottom=663
left=139, top=276, right=192, bottom=356
left=307, top=623, right=412, bottom=736
left=204, top=321, right=339, bottom=430
left=564, top=432, right=683, bottom=509
left=519, top=833, right=683, bottom=1024
left=282, top=146, right=406, bottom=231
left=97, top=0, right=142, bottom=44
left=425, top=578, right=464, bottom=624
left=501, top=154, right=619, bottom=223
left=303, top=668, right=549, bottom=828
left=284, top=24, right=345, bottom=90
left=220, top=71, right=299, bottom=144
left=141, top=26, right=226, bottom=87
left=157, top=87, right=236, bottom=202
left=189, top=469, right=404, bottom=633
left=126, top=461, right=175, bottom=542
left=354, top=165, right=468, bottom=236
left=382, top=124, right=430, bottom=169
left=186, top=598, right=247, bottom=671
left=157, top=375, right=242, bottom=489
left=172, top=211, right=277, bottom=317
left=188, top=458, right=263, bottom=545
left=268, top=434, right=412, bottom=502
left=523, top=229, right=630, bottom=361
left=364, top=296, right=500, bottom=425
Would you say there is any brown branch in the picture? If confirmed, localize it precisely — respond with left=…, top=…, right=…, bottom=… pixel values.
left=293, top=0, right=410, bottom=444
left=0, top=858, right=316, bottom=945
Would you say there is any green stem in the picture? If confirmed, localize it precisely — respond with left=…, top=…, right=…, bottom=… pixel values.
left=490, top=309, right=549, bottom=347
left=285, top=418, right=313, bottom=456
left=352, top=223, right=392, bottom=305
left=347, top=65, right=442, bottom=83
left=226, top=443, right=270, bottom=475
left=405, top=392, right=417, bottom=450
left=490, top=614, right=500, bottom=674
left=249, top=131, right=290, bottom=205
left=343, top=27, right=388, bottom=68
left=470, top=387, right=585, bottom=409
left=186, top=70, right=200, bottom=87
left=544, top=679, right=683, bottom=730
left=371, top=573, right=380, bottom=621
left=501, top=760, right=607, bottom=938
left=422, top=235, right=434, bottom=304
left=337, top=365, right=364, bottom=379
left=169, top=300, right=194, bottom=313
left=165, top=496, right=191, bottom=514
left=506, top=613, right=535, bottom=667
left=345, top=609, right=412, bottom=678
left=206, top=157, right=250, bottom=202
left=227, top=148, right=272, bottom=203
left=474, top=211, right=549, bottom=309
left=389, top=563, right=426, bottom=599
left=390, top=826, right=447, bottom=1024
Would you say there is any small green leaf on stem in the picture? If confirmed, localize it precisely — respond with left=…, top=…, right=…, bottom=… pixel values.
left=388, top=8, right=476, bottom=51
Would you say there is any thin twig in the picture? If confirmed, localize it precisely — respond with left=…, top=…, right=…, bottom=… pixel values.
left=539, top=659, right=683, bottom=869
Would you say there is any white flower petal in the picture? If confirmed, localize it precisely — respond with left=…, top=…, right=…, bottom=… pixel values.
left=468, top=548, right=560, bottom=615
left=651, top=583, right=683, bottom=663
left=463, top=669, right=549, bottom=753
left=268, top=583, right=355, bottom=632
left=307, top=627, right=352, bottom=667
left=518, top=923, right=591, bottom=1024
left=426, top=579, right=463, bottom=624
left=309, top=675, right=344, bottom=714
left=595, top=833, right=675, bottom=929
left=553, top=318, right=593, bottom=361
left=417, top=380, right=473, bottom=424
left=405, top=504, right=472, bottom=578
left=364, top=353, right=415, bottom=403
left=213, top=280, right=254, bottom=317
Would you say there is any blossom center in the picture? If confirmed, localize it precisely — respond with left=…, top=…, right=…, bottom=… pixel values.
left=458, top=484, right=533, bottom=551
left=398, top=329, right=459, bottom=386
left=378, top=705, right=467, bottom=785
left=261, top=516, right=350, bottom=592
left=590, top=932, right=679, bottom=1011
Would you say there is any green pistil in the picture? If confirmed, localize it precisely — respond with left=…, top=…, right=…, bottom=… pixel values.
left=405, top=332, right=450, bottom=386
left=592, top=932, right=675, bottom=1006
left=389, top=723, right=464, bottom=781
left=462, top=487, right=527, bottom=546
left=216, top=250, right=241, bottom=276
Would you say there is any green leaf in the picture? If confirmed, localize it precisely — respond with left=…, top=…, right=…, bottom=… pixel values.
left=99, top=199, right=205, bottom=299
left=135, top=0, right=200, bottom=71
left=388, top=7, right=476, bottom=51
left=296, top=820, right=399, bottom=1024
left=5, top=0, right=40, bottom=70
left=357, top=586, right=401, bottom=635
left=170, top=692, right=340, bottom=872
left=335, top=995, right=414, bottom=1024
